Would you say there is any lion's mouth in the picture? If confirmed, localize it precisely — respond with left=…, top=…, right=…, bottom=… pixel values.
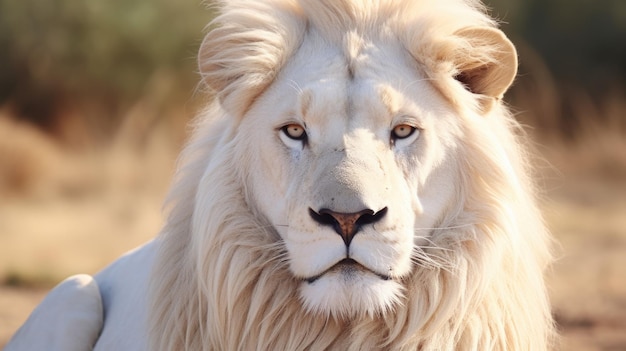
left=305, top=258, right=391, bottom=283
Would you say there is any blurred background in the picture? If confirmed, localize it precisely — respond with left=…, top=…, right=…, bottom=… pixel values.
left=0, top=0, right=624, bottom=349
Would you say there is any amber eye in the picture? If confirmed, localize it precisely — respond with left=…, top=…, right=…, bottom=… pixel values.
left=391, top=124, right=416, bottom=140
left=281, top=124, right=307, bottom=140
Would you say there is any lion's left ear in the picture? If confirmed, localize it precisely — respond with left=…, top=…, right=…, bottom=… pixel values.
left=451, top=27, right=518, bottom=110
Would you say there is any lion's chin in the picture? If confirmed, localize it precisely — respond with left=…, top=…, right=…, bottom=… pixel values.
left=299, top=264, right=404, bottom=319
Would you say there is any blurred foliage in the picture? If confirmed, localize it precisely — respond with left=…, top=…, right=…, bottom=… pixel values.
left=0, top=0, right=212, bottom=135
left=487, top=0, right=626, bottom=92
left=486, top=0, right=626, bottom=137
left=0, top=0, right=624, bottom=140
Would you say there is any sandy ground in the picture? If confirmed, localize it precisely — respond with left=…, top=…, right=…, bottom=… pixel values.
left=0, top=287, right=47, bottom=347
left=544, top=178, right=626, bottom=351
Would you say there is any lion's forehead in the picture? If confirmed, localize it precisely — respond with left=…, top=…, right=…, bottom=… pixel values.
left=276, top=75, right=432, bottom=128
left=275, top=34, right=436, bottom=125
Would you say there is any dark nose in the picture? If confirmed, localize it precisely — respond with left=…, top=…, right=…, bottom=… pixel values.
left=309, top=207, right=388, bottom=246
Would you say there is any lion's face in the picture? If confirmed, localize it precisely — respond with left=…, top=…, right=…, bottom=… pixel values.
left=237, top=37, right=463, bottom=317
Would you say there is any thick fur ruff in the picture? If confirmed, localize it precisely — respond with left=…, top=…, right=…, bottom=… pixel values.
left=149, top=0, right=556, bottom=350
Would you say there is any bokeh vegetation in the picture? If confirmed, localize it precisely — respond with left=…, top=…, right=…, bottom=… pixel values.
left=490, top=0, right=626, bottom=86
left=0, top=0, right=624, bottom=143
left=0, top=0, right=212, bottom=142
left=488, top=0, right=626, bottom=138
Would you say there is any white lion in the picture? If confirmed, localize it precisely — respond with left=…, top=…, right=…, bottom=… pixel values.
left=7, top=0, right=556, bottom=350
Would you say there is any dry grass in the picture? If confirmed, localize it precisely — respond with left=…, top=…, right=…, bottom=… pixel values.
left=542, top=171, right=626, bottom=350
left=0, top=105, right=188, bottom=345
left=1, top=101, right=625, bottom=350
left=509, top=55, right=626, bottom=349
left=0, top=105, right=184, bottom=283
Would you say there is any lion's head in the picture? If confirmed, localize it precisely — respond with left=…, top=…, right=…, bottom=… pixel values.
left=150, top=1, right=555, bottom=350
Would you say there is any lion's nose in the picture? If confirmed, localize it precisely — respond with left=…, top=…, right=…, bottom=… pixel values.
left=309, top=207, right=388, bottom=246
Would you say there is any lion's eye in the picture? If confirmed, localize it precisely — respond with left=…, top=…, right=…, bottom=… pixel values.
left=391, top=124, right=416, bottom=140
left=281, top=124, right=307, bottom=141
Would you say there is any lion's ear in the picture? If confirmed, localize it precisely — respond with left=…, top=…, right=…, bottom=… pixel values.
left=451, top=27, right=517, bottom=110
left=197, top=26, right=282, bottom=118
left=197, top=2, right=304, bottom=117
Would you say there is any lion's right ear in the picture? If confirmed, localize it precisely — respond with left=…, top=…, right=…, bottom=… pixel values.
left=451, top=27, right=517, bottom=101
left=198, top=1, right=305, bottom=117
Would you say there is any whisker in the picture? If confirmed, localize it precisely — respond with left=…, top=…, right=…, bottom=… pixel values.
left=413, top=235, right=453, bottom=250
left=286, top=79, right=303, bottom=94
left=410, top=249, right=456, bottom=273
left=413, top=223, right=475, bottom=231
left=414, top=245, right=454, bottom=253
left=410, top=234, right=458, bottom=273
left=400, top=77, right=438, bottom=93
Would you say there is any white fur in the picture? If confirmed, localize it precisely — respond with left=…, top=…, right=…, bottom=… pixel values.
left=8, top=1, right=556, bottom=350
left=5, top=275, right=103, bottom=351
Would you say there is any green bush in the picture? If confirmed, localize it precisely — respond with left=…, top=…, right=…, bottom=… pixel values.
left=0, top=0, right=213, bottom=129
left=488, top=0, right=625, bottom=91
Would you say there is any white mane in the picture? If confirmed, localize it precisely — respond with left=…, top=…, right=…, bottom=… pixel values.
left=149, top=1, right=556, bottom=350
